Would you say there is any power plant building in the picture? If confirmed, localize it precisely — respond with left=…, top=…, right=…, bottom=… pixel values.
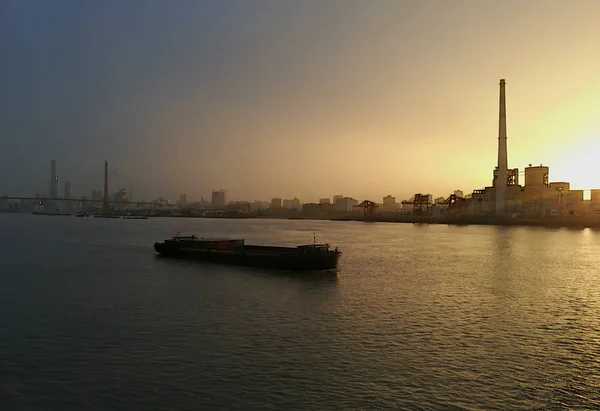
left=468, top=80, right=600, bottom=217
left=469, top=79, right=588, bottom=218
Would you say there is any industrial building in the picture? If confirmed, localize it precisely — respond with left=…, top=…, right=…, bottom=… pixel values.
left=467, top=79, right=591, bottom=219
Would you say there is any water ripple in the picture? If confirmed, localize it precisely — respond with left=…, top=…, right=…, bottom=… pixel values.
left=1, top=215, right=600, bottom=410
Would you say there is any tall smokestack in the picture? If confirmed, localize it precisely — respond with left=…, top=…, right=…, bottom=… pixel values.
left=64, top=180, right=71, bottom=199
left=495, top=79, right=508, bottom=215
left=103, top=160, right=109, bottom=213
left=50, top=159, right=58, bottom=199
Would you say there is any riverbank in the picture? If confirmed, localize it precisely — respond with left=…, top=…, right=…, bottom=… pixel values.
left=7, top=210, right=600, bottom=229
left=169, top=213, right=600, bottom=229
left=329, top=215, right=600, bottom=229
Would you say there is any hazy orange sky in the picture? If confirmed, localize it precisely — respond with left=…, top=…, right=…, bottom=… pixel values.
left=1, top=0, right=600, bottom=202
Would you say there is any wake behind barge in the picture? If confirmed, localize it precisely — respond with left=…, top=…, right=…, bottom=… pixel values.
left=154, top=234, right=341, bottom=271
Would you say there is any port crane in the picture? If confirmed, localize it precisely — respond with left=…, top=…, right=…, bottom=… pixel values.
left=443, top=193, right=467, bottom=213
left=402, top=193, right=431, bottom=217
left=354, top=200, right=378, bottom=219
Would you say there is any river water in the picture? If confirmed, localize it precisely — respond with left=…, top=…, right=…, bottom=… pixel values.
left=1, top=214, right=599, bottom=410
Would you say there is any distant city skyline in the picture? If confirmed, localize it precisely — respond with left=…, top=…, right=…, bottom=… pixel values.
left=2, top=1, right=600, bottom=200
left=3, top=154, right=600, bottom=204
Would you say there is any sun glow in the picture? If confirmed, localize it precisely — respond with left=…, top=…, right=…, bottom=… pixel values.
left=547, top=129, right=600, bottom=191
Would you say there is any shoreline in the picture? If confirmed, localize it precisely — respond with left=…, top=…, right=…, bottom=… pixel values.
left=5, top=211, right=600, bottom=229
left=171, top=214, right=600, bottom=229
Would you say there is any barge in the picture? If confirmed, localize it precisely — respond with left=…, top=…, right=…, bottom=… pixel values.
left=32, top=211, right=73, bottom=216
left=154, top=234, right=341, bottom=271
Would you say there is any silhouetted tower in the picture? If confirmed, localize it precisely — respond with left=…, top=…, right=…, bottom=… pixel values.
left=64, top=180, right=71, bottom=199
left=103, top=161, right=109, bottom=213
left=49, top=159, right=58, bottom=199
left=495, top=79, right=508, bottom=215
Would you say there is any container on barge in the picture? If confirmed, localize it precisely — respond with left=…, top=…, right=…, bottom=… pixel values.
left=154, top=234, right=341, bottom=271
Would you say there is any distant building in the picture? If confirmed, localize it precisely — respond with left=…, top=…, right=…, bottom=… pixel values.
left=454, top=190, right=464, bottom=198
left=178, top=193, right=187, bottom=206
left=211, top=190, right=226, bottom=208
left=64, top=180, right=71, bottom=199
left=283, top=197, right=301, bottom=211
left=226, top=201, right=251, bottom=213
left=302, top=203, right=332, bottom=217
left=333, top=195, right=344, bottom=204
left=154, top=197, right=170, bottom=205
left=319, top=198, right=331, bottom=205
left=271, top=197, right=282, bottom=210
left=382, top=195, right=396, bottom=212
left=335, top=197, right=358, bottom=212
left=251, top=201, right=270, bottom=211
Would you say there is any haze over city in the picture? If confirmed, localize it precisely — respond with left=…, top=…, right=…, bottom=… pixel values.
left=2, top=0, right=600, bottom=202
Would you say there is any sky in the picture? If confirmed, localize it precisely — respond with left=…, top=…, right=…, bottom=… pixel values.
left=1, top=0, right=600, bottom=202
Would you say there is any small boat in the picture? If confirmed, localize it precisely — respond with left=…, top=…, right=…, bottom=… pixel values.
left=122, top=216, right=148, bottom=220
left=75, top=213, right=90, bottom=217
left=32, top=211, right=72, bottom=216
left=94, top=215, right=120, bottom=219
left=154, top=234, right=341, bottom=271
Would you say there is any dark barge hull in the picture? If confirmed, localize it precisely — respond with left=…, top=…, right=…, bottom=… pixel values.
left=154, top=243, right=340, bottom=271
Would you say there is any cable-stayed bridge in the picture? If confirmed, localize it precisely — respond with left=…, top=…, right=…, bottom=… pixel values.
left=0, top=160, right=161, bottom=212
